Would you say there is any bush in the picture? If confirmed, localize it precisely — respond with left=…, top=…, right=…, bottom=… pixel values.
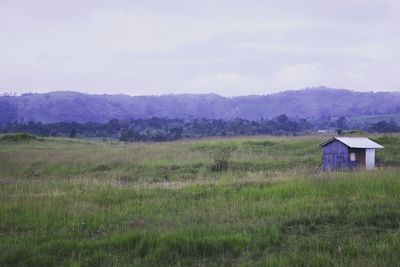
left=210, top=147, right=234, bottom=172
left=0, top=133, right=40, bottom=142
left=92, top=164, right=112, bottom=172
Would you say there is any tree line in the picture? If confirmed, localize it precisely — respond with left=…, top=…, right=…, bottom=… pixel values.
left=0, top=115, right=398, bottom=141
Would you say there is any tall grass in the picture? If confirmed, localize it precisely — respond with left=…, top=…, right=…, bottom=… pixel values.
left=1, top=135, right=399, bottom=266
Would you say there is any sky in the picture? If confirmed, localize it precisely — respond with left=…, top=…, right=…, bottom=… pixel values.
left=1, top=0, right=400, bottom=96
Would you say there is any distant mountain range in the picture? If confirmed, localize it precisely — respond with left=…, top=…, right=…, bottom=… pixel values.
left=1, top=87, right=399, bottom=123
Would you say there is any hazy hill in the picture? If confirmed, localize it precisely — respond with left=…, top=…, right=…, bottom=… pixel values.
left=1, top=87, right=399, bottom=123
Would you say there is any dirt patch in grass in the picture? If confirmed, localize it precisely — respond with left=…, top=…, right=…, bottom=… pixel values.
left=127, top=218, right=156, bottom=229
left=0, top=177, right=18, bottom=185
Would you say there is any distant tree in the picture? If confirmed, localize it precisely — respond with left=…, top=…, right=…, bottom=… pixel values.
left=276, top=114, right=289, bottom=124
left=50, top=130, right=58, bottom=137
left=108, top=119, right=121, bottom=131
left=69, top=129, right=77, bottom=138
left=169, top=127, right=183, bottom=140
left=335, top=116, right=347, bottom=129
left=120, top=129, right=137, bottom=141
left=370, top=120, right=398, bottom=133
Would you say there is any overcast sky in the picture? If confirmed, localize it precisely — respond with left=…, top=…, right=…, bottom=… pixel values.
left=1, top=0, right=400, bottom=96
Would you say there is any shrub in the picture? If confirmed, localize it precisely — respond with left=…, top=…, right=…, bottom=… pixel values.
left=0, top=133, right=40, bottom=142
left=210, top=147, right=234, bottom=172
left=92, top=164, right=112, bottom=172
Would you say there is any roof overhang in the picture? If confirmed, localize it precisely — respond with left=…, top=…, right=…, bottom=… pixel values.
left=319, top=137, right=335, bottom=147
left=319, top=137, right=384, bottom=149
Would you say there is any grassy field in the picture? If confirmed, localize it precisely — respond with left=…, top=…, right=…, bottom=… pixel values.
left=1, top=134, right=400, bottom=266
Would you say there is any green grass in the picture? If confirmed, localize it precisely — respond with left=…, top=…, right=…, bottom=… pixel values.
left=0, top=133, right=42, bottom=142
left=1, top=135, right=400, bottom=266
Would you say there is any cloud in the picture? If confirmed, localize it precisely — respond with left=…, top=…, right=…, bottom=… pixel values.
left=0, top=0, right=400, bottom=95
left=187, top=73, right=251, bottom=95
left=275, top=63, right=325, bottom=89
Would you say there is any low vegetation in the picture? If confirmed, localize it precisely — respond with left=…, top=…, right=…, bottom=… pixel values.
left=1, top=134, right=399, bottom=266
left=0, top=133, right=41, bottom=142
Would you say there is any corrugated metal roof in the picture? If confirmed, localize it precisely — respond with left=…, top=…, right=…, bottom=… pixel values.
left=320, top=137, right=384, bottom=148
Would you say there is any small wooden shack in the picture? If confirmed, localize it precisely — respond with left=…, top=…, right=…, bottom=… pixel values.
left=319, top=137, right=384, bottom=171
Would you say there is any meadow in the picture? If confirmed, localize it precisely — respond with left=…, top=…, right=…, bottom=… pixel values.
left=1, top=134, right=399, bottom=266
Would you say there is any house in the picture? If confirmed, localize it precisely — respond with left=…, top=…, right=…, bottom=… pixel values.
left=319, top=137, right=384, bottom=171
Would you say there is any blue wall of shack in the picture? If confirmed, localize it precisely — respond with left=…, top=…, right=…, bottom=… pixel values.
left=321, top=140, right=351, bottom=171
